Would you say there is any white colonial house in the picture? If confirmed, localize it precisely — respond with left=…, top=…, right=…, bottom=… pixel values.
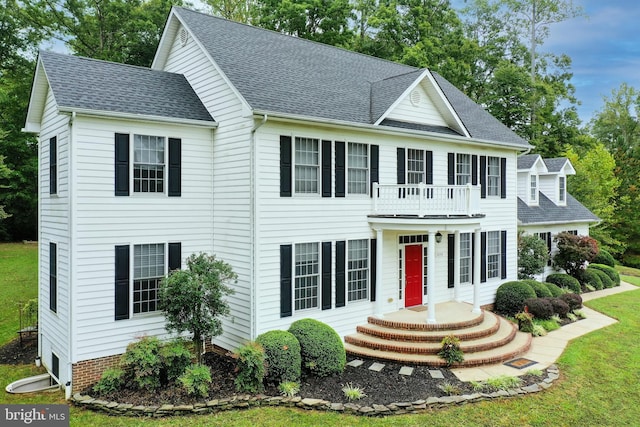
left=23, top=7, right=595, bottom=392
left=516, top=154, right=600, bottom=278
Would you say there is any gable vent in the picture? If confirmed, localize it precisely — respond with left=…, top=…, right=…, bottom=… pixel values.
left=410, top=90, right=421, bottom=106
left=179, top=28, right=189, bottom=46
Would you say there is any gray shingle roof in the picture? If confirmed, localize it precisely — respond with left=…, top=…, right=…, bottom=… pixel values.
left=173, top=7, right=529, bottom=147
left=380, top=119, right=462, bottom=136
left=517, top=154, right=541, bottom=170
left=518, top=192, right=599, bottom=225
left=544, top=157, right=569, bottom=172
left=39, top=50, right=214, bottom=123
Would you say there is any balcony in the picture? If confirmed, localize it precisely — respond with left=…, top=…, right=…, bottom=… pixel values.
left=372, top=183, right=481, bottom=217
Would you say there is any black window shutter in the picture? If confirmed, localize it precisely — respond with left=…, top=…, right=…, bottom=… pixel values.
left=472, top=154, right=478, bottom=186
left=335, top=142, right=345, bottom=197
left=168, top=138, right=181, bottom=197
left=168, top=242, right=181, bottom=271
left=335, top=241, right=346, bottom=307
left=501, top=230, right=507, bottom=279
left=370, top=145, right=379, bottom=197
left=546, top=232, right=552, bottom=266
left=480, top=156, right=487, bottom=199
left=447, top=234, right=455, bottom=288
left=481, top=232, right=487, bottom=283
left=447, top=152, right=455, bottom=185
left=50, top=136, right=57, bottom=195
left=280, top=245, right=292, bottom=317
left=322, top=140, right=332, bottom=197
left=500, top=157, right=507, bottom=199
left=397, top=148, right=405, bottom=184
left=280, top=136, right=292, bottom=197
left=115, top=133, right=130, bottom=196
left=370, top=239, right=377, bottom=302
left=426, top=150, right=433, bottom=185
left=49, top=242, right=57, bottom=313
left=115, top=245, right=130, bottom=320
left=322, top=242, right=332, bottom=310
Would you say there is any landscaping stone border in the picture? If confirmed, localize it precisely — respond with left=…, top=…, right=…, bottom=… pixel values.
left=71, top=365, right=560, bottom=417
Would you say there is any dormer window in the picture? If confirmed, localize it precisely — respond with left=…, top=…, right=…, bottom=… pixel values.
left=530, top=174, right=538, bottom=203
left=559, top=176, right=566, bottom=203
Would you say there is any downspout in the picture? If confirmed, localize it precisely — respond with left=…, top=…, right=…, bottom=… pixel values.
left=250, top=114, right=267, bottom=340
left=67, top=111, right=76, bottom=398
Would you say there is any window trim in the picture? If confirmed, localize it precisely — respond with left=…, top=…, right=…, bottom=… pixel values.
left=486, top=231, right=501, bottom=279
left=294, top=242, right=320, bottom=311
left=559, top=176, right=566, bottom=203
left=347, top=239, right=369, bottom=302
left=459, top=233, right=471, bottom=284
left=293, top=136, right=321, bottom=195
left=486, top=156, right=501, bottom=196
left=456, top=153, right=472, bottom=185
left=132, top=243, right=165, bottom=316
left=133, top=134, right=167, bottom=195
left=530, top=174, right=538, bottom=203
left=347, top=142, right=369, bottom=195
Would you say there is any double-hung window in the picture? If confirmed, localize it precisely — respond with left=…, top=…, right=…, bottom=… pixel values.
left=133, top=243, right=164, bottom=314
left=460, top=233, right=471, bottom=283
left=530, top=174, right=538, bottom=202
left=294, top=243, right=319, bottom=310
left=295, top=137, right=319, bottom=194
left=456, top=154, right=471, bottom=185
left=559, top=176, right=566, bottom=203
left=487, top=156, right=500, bottom=196
left=134, top=135, right=165, bottom=193
left=487, top=231, right=500, bottom=279
left=348, top=143, right=368, bottom=194
left=407, top=149, right=425, bottom=184
left=347, top=239, right=368, bottom=301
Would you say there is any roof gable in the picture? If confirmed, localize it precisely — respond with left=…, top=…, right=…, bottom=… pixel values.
left=518, top=154, right=548, bottom=173
left=543, top=157, right=575, bottom=175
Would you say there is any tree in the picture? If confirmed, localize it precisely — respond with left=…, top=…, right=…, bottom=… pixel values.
left=0, top=154, right=12, bottom=220
left=517, top=233, right=548, bottom=279
left=205, top=0, right=253, bottom=22
left=159, top=253, right=236, bottom=363
left=553, top=232, right=598, bottom=279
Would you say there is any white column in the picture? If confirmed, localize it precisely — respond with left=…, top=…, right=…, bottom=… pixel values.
left=427, top=231, right=437, bottom=323
left=454, top=230, right=461, bottom=302
left=473, top=229, right=482, bottom=314
left=375, top=228, right=383, bottom=317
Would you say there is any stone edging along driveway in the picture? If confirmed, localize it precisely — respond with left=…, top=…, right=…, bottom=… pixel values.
left=71, top=365, right=560, bottom=417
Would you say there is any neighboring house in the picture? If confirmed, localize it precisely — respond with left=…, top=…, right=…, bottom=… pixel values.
left=517, top=154, right=600, bottom=278
left=24, top=7, right=534, bottom=392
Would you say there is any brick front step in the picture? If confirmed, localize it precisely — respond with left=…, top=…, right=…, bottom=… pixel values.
left=366, top=310, right=485, bottom=331
left=345, top=317, right=517, bottom=355
left=356, top=311, right=502, bottom=343
left=344, top=331, right=532, bottom=368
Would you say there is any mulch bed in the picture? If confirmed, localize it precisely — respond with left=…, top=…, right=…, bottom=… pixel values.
left=0, top=337, right=37, bottom=365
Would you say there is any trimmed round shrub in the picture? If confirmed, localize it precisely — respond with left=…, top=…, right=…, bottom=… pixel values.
left=589, top=268, right=613, bottom=288
left=288, top=319, right=346, bottom=377
left=256, top=330, right=301, bottom=384
left=582, top=268, right=603, bottom=290
left=495, top=281, right=537, bottom=316
left=546, top=273, right=581, bottom=293
left=524, top=298, right=554, bottom=320
left=521, top=279, right=553, bottom=298
left=560, top=293, right=583, bottom=311
left=592, top=249, right=615, bottom=267
left=548, top=297, right=570, bottom=318
left=543, top=282, right=564, bottom=297
left=589, top=263, right=620, bottom=286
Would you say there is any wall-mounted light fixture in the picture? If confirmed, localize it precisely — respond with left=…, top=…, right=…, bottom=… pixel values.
left=435, top=232, right=443, bottom=243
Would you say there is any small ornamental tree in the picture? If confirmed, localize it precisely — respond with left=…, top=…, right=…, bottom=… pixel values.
left=518, top=234, right=549, bottom=279
left=553, top=232, right=598, bottom=278
left=159, top=253, right=236, bottom=363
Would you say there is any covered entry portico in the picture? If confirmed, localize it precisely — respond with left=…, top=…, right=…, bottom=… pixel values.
left=369, top=216, right=484, bottom=324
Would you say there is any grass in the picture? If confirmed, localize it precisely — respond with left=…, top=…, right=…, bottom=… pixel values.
left=2, top=242, right=640, bottom=426
left=0, top=243, right=38, bottom=345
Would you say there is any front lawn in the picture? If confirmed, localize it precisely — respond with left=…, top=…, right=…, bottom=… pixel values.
left=2, top=242, right=640, bottom=426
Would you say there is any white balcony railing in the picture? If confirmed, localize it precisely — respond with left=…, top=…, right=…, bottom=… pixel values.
left=372, top=183, right=481, bottom=217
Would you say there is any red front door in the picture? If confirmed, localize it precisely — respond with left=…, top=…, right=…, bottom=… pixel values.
left=405, top=244, right=423, bottom=307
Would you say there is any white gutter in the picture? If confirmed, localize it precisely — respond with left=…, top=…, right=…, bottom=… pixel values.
left=249, top=114, right=268, bottom=340
left=58, top=107, right=218, bottom=129
left=251, top=110, right=533, bottom=152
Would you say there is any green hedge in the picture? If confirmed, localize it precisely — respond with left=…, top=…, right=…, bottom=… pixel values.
left=524, top=297, right=553, bottom=319
left=589, top=263, right=620, bottom=286
left=589, top=267, right=613, bottom=288
left=592, top=249, right=616, bottom=267
left=256, top=330, right=301, bottom=384
left=288, top=319, right=346, bottom=377
left=521, top=279, right=553, bottom=298
left=543, top=282, right=564, bottom=297
left=582, top=268, right=603, bottom=290
left=495, top=281, right=537, bottom=316
left=546, top=273, right=581, bottom=293
left=560, top=293, right=583, bottom=311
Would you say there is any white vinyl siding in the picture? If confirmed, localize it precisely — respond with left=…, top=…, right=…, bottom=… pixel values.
left=348, top=143, right=368, bottom=194
left=460, top=233, right=471, bottom=284
left=294, top=243, right=319, bottom=310
left=133, top=243, right=165, bottom=314
left=487, top=156, right=500, bottom=196
left=487, top=231, right=500, bottom=279
left=294, top=137, right=319, bottom=194
left=347, top=239, right=368, bottom=302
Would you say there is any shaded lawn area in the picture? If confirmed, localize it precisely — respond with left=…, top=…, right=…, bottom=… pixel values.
left=1, top=243, right=639, bottom=426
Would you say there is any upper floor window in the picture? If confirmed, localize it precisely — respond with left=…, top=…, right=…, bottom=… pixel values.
left=347, top=239, right=369, bottom=302
left=295, top=137, right=319, bottom=194
left=294, top=242, right=319, bottom=310
left=348, top=143, right=368, bottom=194
left=49, top=136, right=57, bottom=195
left=487, top=231, right=500, bottom=279
left=559, top=176, right=566, bottom=203
left=407, top=149, right=425, bottom=184
left=456, top=154, right=471, bottom=185
left=530, top=174, right=538, bottom=202
left=133, top=243, right=164, bottom=314
left=134, top=135, right=165, bottom=193
left=487, top=156, right=501, bottom=196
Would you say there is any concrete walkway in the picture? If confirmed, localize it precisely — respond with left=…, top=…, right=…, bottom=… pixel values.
left=451, top=282, right=637, bottom=382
